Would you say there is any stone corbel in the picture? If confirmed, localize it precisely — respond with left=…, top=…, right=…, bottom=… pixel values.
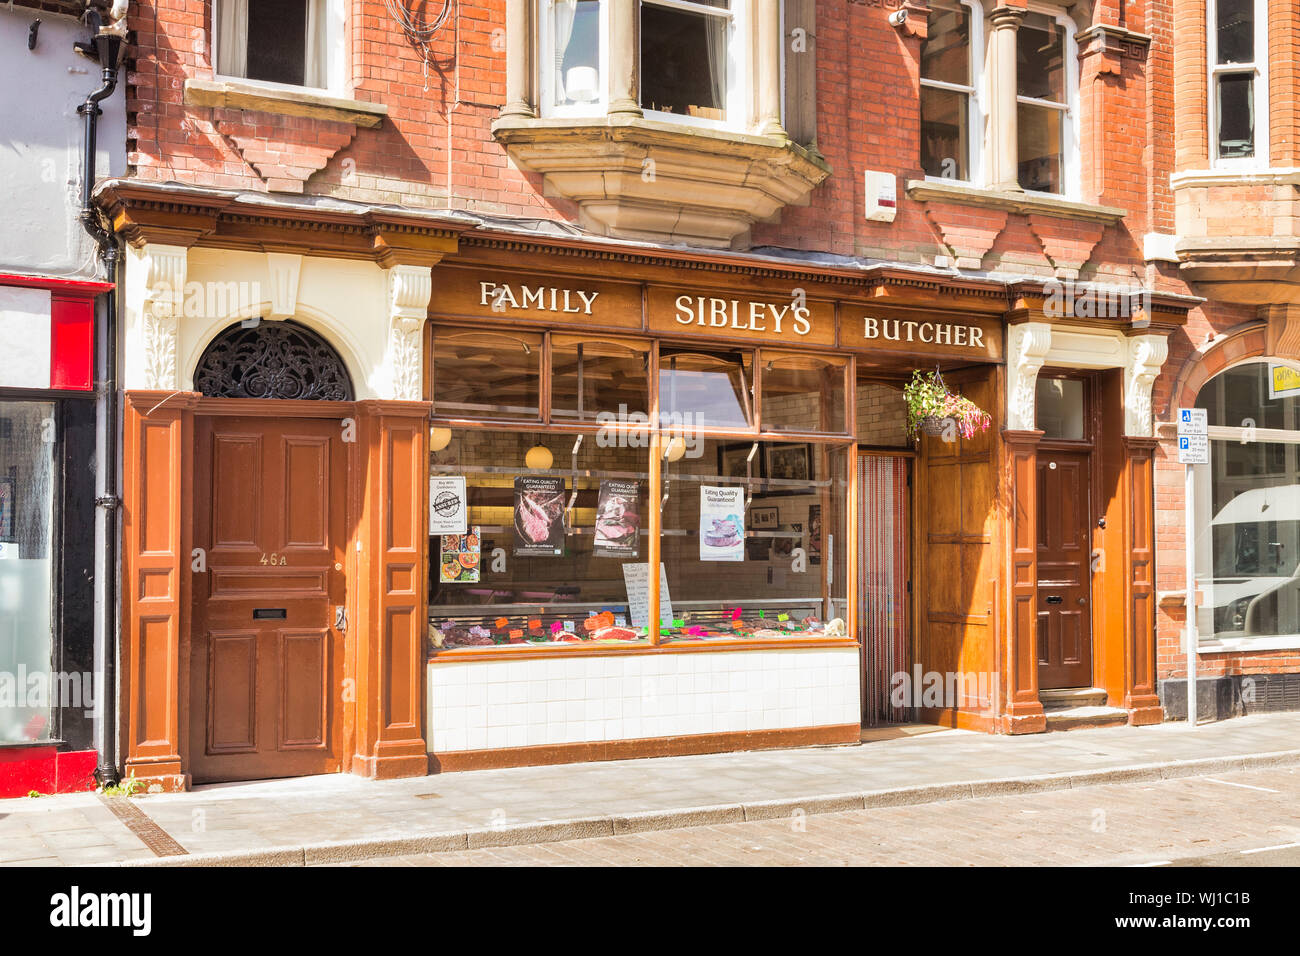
left=382, top=264, right=433, bottom=402
left=138, top=243, right=188, bottom=391
left=1006, top=321, right=1053, bottom=431
left=1124, top=334, right=1170, bottom=437
left=264, top=252, right=303, bottom=320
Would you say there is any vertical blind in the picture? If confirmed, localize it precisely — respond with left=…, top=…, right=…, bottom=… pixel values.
left=858, top=454, right=910, bottom=726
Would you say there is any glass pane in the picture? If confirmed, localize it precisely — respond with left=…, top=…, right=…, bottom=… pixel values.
left=1017, top=101, right=1064, bottom=193
left=553, top=0, right=602, bottom=106
left=246, top=0, right=308, bottom=86
left=1216, top=0, right=1254, bottom=64
left=428, top=430, right=653, bottom=647
left=920, top=0, right=970, bottom=86
left=761, top=354, right=846, bottom=433
left=921, top=85, right=970, bottom=180
left=1017, top=12, right=1065, bottom=103
left=1217, top=73, right=1255, bottom=159
left=640, top=2, right=729, bottom=120
left=432, top=328, right=543, bottom=420
left=1197, top=362, right=1300, bottom=430
left=1196, top=440, right=1300, bottom=639
left=0, top=401, right=56, bottom=744
left=659, top=348, right=753, bottom=430
left=855, top=381, right=909, bottom=447
left=658, top=439, right=849, bottom=641
left=551, top=337, right=649, bottom=421
left=1035, top=377, right=1085, bottom=440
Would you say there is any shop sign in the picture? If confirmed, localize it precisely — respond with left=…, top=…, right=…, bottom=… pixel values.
left=648, top=288, right=835, bottom=345
left=855, top=313, right=1002, bottom=359
left=427, top=268, right=642, bottom=329
left=1269, top=363, right=1300, bottom=399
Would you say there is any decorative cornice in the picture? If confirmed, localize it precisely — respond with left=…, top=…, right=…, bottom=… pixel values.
left=1075, top=24, right=1152, bottom=62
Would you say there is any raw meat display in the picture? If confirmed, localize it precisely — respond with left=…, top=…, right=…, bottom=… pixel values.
left=703, top=518, right=741, bottom=548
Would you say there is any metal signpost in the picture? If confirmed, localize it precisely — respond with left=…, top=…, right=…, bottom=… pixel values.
left=1178, top=408, right=1208, bottom=727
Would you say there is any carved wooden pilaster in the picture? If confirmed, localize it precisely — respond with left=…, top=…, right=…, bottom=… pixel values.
left=1002, top=428, right=1047, bottom=734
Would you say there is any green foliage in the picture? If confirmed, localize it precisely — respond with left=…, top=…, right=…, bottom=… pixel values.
left=902, top=369, right=993, bottom=442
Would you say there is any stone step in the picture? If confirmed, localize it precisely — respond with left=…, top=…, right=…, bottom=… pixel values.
left=1044, top=705, right=1131, bottom=731
left=1040, top=687, right=1109, bottom=710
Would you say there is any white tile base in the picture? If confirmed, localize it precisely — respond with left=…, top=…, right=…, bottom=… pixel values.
left=428, top=648, right=861, bottom=753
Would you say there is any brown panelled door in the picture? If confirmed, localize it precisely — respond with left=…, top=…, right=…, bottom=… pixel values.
left=191, top=416, right=347, bottom=782
left=1036, top=450, right=1093, bottom=689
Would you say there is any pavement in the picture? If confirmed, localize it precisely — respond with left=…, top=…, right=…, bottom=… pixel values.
left=1, top=711, right=1298, bottom=867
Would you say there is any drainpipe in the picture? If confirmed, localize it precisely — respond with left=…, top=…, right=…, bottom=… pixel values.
left=75, top=5, right=127, bottom=786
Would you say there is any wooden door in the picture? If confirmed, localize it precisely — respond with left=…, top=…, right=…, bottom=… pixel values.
left=1036, top=449, right=1093, bottom=689
left=190, top=415, right=347, bottom=783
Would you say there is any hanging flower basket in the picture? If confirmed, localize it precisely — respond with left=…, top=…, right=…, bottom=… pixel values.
left=903, top=369, right=993, bottom=443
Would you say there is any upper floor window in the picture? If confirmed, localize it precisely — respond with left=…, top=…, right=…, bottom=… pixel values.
left=538, top=0, right=747, bottom=130
left=1016, top=9, right=1076, bottom=196
left=920, top=0, right=981, bottom=182
left=1209, top=0, right=1268, bottom=164
left=214, top=0, right=339, bottom=91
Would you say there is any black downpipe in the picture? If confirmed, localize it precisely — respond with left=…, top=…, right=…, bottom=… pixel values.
left=76, top=13, right=125, bottom=787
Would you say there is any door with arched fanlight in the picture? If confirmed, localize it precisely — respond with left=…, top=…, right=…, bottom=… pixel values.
left=189, top=320, right=354, bottom=783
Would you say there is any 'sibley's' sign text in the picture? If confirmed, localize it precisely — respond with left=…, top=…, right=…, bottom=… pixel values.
left=674, top=294, right=813, bottom=336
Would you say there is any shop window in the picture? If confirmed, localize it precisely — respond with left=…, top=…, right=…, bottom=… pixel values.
left=760, top=352, right=847, bottom=434
left=641, top=0, right=734, bottom=125
left=659, top=347, right=753, bottom=430
left=658, top=438, right=848, bottom=641
left=1016, top=10, right=1075, bottom=195
left=428, top=428, right=653, bottom=647
left=432, top=328, right=543, bottom=421
left=920, top=0, right=980, bottom=182
left=214, top=0, right=337, bottom=91
left=1035, top=376, right=1084, bottom=440
left=1193, top=361, right=1300, bottom=644
left=0, top=401, right=56, bottom=743
left=550, top=335, right=649, bottom=422
left=1209, top=0, right=1267, bottom=164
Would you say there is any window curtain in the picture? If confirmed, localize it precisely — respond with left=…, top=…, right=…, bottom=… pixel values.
left=553, top=0, right=578, bottom=103
left=216, top=0, right=249, bottom=78
left=704, top=13, right=727, bottom=113
left=305, top=0, right=330, bottom=89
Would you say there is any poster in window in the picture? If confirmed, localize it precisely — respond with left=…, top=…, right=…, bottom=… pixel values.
left=594, top=479, right=640, bottom=558
left=808, top=504, right=822, bottom=565
left=429, top=476, right=468, bottom=535
left=439, top=527, right=481, bottom=584
left=699, top=485, right=744, bottom=561
left=0, top=475, right=12, bottom=541
left=514, top=475, right=566, bottom=556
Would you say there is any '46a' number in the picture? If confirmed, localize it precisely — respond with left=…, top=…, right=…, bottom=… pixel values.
left=260, top=553, right=287, bottom=566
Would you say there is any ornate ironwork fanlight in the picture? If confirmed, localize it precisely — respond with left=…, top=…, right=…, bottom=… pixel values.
left=194, top=320, right=353, bottom=400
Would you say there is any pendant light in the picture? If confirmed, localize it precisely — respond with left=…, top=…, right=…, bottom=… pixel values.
left=429, top=426, right=453, bottom=452
left=525, top=444, right=553, bottom=470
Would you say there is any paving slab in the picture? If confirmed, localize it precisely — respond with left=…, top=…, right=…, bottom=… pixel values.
left=1, top=711, right=1299, bottom=866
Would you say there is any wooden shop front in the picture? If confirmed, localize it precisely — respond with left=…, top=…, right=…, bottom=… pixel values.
left=102, top=183, right=1190, bottom=786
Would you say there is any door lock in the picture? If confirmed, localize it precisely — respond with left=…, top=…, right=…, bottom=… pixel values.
left=334, top=606, right=347, bottom=632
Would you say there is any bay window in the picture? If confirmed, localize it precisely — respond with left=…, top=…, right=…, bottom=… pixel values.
left=542, top=0, right=606, bottom=114
left=1209, top=0, right=1268, bottom=164
left=920, top=0, right=981, bottom=182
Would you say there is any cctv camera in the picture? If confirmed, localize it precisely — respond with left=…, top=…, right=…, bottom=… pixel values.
left=888, top=9, right=908, bottom=26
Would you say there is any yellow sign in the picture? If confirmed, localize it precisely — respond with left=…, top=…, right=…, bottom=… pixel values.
left=1270, top=363, right=1300, bottom=399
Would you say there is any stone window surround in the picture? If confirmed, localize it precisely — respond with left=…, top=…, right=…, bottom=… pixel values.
left=919, top=1, right=1082, bottom=200
left=1206, top=0, right=1270, bottom=169
left=183, top=77, right=387, bottom=129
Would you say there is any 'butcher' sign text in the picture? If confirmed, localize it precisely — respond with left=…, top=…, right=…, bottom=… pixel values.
left=863, top=316, right=987, bottom=349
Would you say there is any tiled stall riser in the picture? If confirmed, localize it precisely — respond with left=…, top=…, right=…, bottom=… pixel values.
left=427, top=648, right=860, bottom=752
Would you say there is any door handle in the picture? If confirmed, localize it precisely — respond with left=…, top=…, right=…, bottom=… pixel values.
left=1078, top=597, right=1087, bottom=605
left=335, top=605, right=347, bottom=632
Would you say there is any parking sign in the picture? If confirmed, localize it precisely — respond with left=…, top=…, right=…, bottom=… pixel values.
left=1177, top=408, right=1208, bottom=464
